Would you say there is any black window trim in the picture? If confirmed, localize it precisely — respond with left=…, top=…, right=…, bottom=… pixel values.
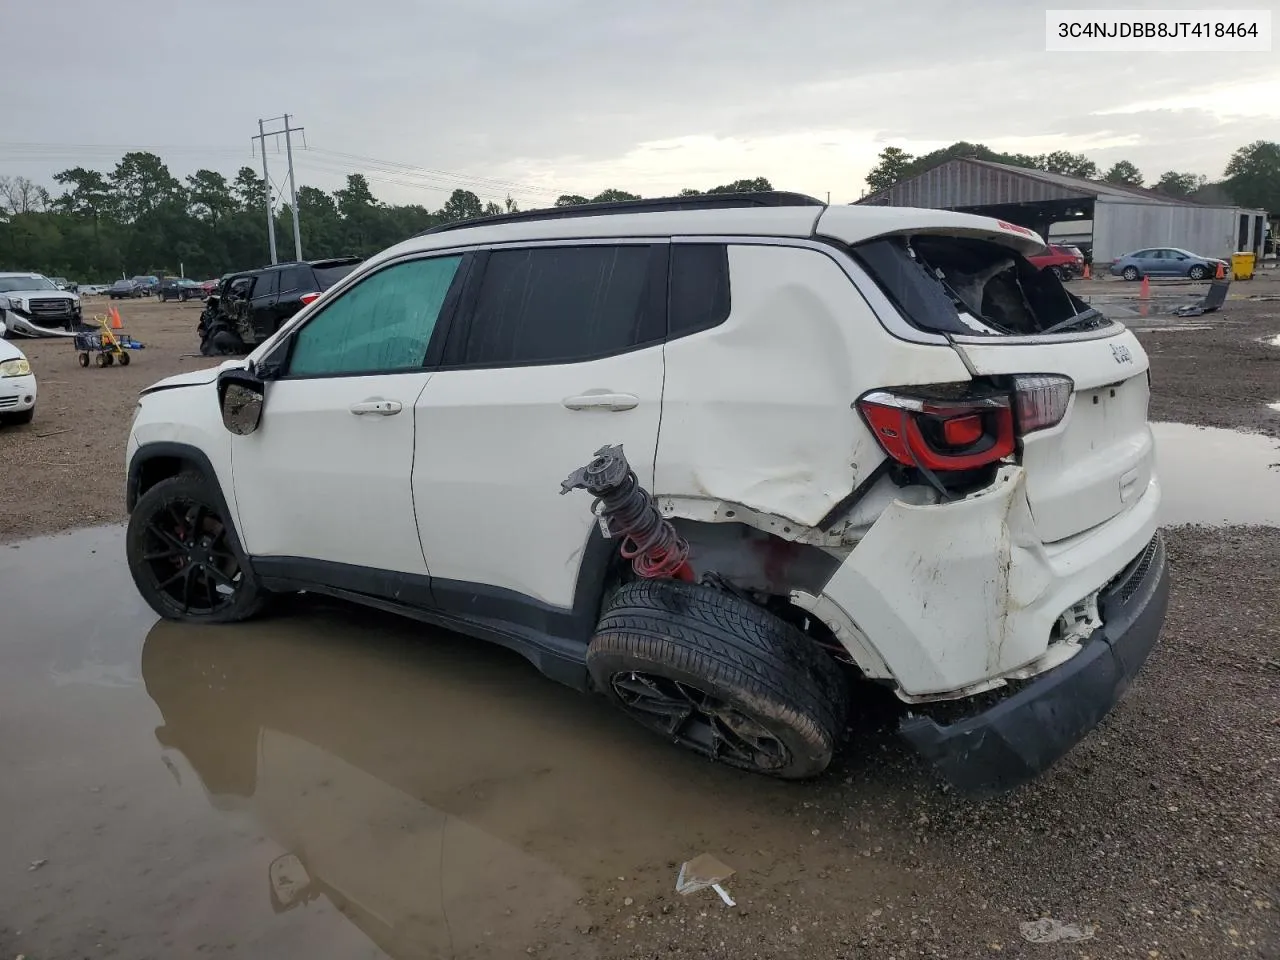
left=270, top=250, right=474, bottom=382
left=437, top=239, right=672, bottom=372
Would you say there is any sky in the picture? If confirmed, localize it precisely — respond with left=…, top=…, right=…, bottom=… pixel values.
left=5, top=0, right=1279, bottom=211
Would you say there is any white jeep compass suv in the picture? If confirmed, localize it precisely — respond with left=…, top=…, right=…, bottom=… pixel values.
left=124, top=192, right=1170, bottom=792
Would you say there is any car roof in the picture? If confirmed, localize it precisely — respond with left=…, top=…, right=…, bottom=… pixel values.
left=369, top=199, right=1045, bottom=267
left=0, top=272, right=43, bottom=279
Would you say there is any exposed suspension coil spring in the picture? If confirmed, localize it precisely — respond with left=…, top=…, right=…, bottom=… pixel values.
left=560, top=444, right=694, bottom=581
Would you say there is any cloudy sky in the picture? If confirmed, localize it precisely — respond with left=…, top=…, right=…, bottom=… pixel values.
left=6, top=0, right=1278, bottom=210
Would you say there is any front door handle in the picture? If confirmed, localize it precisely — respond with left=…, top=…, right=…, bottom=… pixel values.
left=562, top=392, right=639, bottom=412
left=349, top=399, right=403, bottom=416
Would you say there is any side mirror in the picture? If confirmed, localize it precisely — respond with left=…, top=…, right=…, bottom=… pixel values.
left=217, top=368, right=265, bottom=436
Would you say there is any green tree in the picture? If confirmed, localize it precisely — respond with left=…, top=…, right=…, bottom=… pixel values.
left=554, top=194, right=591, bottom=206
left=111, top=152, right=182, bottom=221
left=865, top=147, right=915, bottom=192
left=678, top=187, right=703, bottom=196
left=1040, top=151, right=1098, bottom=179
left=186, top=170, right=234, bottom=223
left=707, top=177, right=773, bottom=194
left=1102, top=161, right=1144, bottom=186
left=1223, top=140, right=1280, bottom=212
left=232, top=167, right=266, bottom=213
left=591, top=188, right=641, bottom=202
left=439, top=188, right=484, bottom=222
left=1154, top=170, right=1207, bottom=199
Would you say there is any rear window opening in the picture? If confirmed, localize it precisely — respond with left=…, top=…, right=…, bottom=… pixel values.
left=852, top=235, right=1112, bottom=337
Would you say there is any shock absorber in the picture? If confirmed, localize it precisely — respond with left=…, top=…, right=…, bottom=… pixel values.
left=560, top=444, right=695, bottom=582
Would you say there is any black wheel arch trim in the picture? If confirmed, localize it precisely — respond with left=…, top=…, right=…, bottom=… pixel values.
left=126, top=441, right=257, bottom=584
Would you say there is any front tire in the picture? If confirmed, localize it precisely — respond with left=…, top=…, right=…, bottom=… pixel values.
left=1122, top=266, right=1140, bottom=281
left=587, top=579, right=849, bottom=779
left=1189, top=265, right=1208, bottom=280
left=126, top=473, right=265, bottom=623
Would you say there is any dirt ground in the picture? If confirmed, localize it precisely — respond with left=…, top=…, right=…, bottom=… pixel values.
left=0, top=296, right=220, bottom=540
left=1, top=278, right=1279, bottom=960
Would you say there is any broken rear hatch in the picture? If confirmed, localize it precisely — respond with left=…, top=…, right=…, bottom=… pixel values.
left=819, top=213, right=1154, bottom=544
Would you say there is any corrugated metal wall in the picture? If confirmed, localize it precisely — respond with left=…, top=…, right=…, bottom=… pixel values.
left=869, top=159, right=1084, bottom=207
left=1093, top=201, right=1265, bottom=262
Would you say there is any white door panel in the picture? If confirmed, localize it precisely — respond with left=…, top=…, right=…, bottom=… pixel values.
left=413, top=351, right=663, bottom=608
left=232, top=374, right=433, bottom=573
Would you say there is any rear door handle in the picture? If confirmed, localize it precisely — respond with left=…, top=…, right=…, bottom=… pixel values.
left=562, top=392, right=639, bottom=412
left=349, top=399, right=403, bottom=416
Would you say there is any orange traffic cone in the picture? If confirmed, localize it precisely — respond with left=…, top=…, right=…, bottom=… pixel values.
left=1139, top=276, right=1151, bottom=299
left=111, top=307, right=123, bottom=330
left=1082, top=263, right=1091, bottom=279
left=1214, top=261, right=1225, bottom=280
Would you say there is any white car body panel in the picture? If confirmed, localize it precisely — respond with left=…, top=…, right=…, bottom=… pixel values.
left=815, top=205, right=1048, bottom=256
left=0, top=335, right=37, bottom=415
left=953, top=330, right=1155, bottom=543
left=820, top=467, right=1161, bottom=697
left=231, top=373, right=435, bottom=575
left=655, top=243, right=971, bottom=527
left=413, top=347, right=665, bottom=608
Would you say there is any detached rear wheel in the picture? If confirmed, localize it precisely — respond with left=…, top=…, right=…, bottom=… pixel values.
left=127, top=473, right=265, bottom=623
left=587, top=579, right=849, bottom=779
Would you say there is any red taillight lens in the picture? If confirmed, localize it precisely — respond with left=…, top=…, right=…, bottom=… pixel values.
left=859, top=375, right=1076, bottom=473
left=858, top=388, right=1016, bottom=472
left=1012, top=375, right=1073, bottom=434
left=942, top=414, right=984, bottom=447
left=299, top=292, right=321, bottom=305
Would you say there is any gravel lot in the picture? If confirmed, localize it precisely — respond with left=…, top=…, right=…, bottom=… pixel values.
left=1, top=278, right=1278, bottom=959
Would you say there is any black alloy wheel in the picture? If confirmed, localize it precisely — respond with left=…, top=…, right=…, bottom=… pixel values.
left=127, top=474, right=265, bottom=623
left=610, top=671, right=790, bottom=771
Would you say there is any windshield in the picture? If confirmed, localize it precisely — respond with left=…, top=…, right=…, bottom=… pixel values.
left=852, top=235, right=1109, bottom=337
left=0, top=276, right=57, bottom=292
left=113, top=280, right=133, bottom=287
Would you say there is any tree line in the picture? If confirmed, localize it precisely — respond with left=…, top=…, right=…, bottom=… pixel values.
left=864, top=140, right=1280, bottom=214
left=0, top=153, right=777, bottom=282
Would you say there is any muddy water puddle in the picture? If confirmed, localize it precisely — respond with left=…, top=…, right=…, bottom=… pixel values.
left=1153, top=422, right=1280, bottom=527
left=0, top=526, right=921, bottom=960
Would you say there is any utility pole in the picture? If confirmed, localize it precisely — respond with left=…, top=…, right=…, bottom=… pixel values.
left=283, top=114, right=303, bottom=261
left=252, top=114, right=305, bottom=263
left=253, top=118, right=278, bottom=264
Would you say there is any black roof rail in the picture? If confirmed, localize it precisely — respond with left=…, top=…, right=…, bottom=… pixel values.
left=414, top=191, right=827, bottom=237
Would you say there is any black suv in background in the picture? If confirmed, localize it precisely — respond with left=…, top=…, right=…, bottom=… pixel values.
left=197, top=257, right=362, bottom=355
left=158, top=278, right=207, bottom=302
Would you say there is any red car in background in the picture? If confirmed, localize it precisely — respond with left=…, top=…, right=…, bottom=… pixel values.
left=1027, top=244, right=1085, bottom=280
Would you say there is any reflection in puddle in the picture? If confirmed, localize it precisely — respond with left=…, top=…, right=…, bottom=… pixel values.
left=1152, top=422, right=1280, bottom=527
left=141, top=611, right=913, bottom=958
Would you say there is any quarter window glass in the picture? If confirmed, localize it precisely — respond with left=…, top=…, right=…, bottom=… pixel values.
left=288, top=256, right=462, bottom=376
left=669, top=244, right=731, bottom=337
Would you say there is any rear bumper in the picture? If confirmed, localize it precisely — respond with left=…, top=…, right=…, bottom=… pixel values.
left=901, top=531, right=1170, bottom=794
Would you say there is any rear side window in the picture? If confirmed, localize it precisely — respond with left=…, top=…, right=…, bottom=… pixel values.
left=313, top=262, right=360, bottom=290
left=253, top=271, right=279, bottom=298
left=669, top=244, right=731, bottom=337
left=852, top=235, right=1104, bottom=337
left=454, top=244, right=665, bottom=366
left=279, top=265, right=311, bottom=294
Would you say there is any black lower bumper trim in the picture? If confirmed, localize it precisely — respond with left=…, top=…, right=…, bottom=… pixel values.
left=900, top=531, right=1171, bottom=795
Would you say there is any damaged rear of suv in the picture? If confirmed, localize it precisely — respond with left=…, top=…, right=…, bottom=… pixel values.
left=124, top=193, right=1169, bottom=793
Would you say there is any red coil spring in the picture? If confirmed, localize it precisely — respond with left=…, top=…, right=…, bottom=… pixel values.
left=593, top=469, right=694, bottom=581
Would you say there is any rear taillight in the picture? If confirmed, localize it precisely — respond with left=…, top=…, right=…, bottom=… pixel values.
left=299, top=292, right=321, bottom=305
left=858, top=387, right=1015, bottom=472
left=859, top=374, right=1074, bottom=473
left=1012, top=375, right=1073, bottom=433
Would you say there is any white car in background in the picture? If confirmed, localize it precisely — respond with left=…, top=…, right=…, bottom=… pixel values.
left=0, top=272, right=82, bottom=337
left=0, top=323, right=38, bottom=424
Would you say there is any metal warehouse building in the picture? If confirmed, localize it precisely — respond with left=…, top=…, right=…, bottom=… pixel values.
left=858, top=157, right=1270, bottom=266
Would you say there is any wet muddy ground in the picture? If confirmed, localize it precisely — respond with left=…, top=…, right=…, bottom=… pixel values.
left=2, top=276, right=1279, bottom=959
left=2, top=450, right=1278, bottom=959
